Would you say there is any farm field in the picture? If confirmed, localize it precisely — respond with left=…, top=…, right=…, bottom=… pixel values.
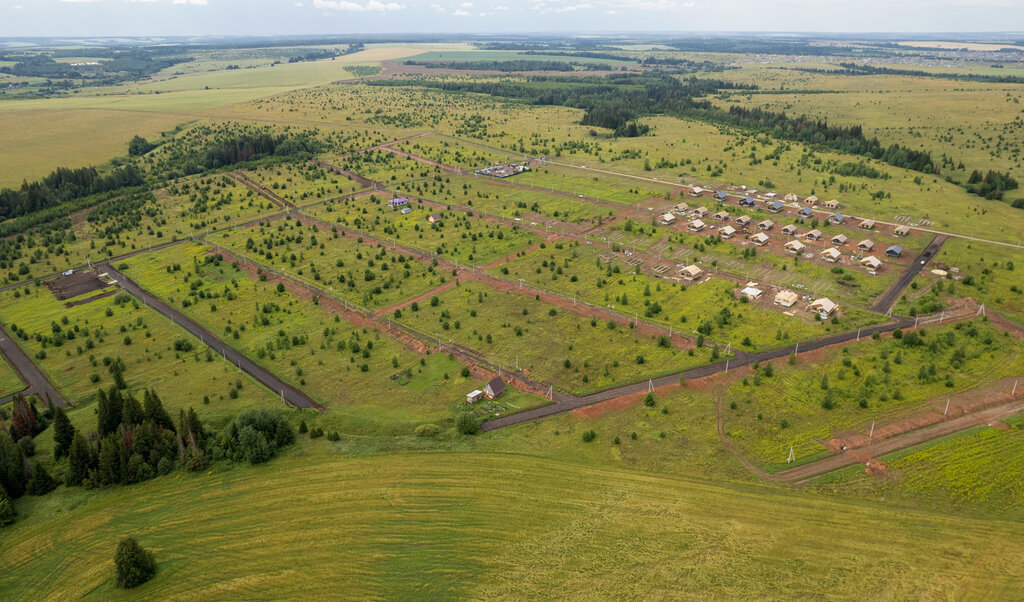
left=239, top=162, right=368, bottom=208
left=207, top=220, right=447, bottom=310
left=121, top=242, right=478, bottom=435
left=301, top=195, right=542, bottom=266
left=397, top=279, right=718, bottom=393
left=3, top=452, right=1024, bottom=598
left=811, top=414, right=1024, bottom=519
left=722, top=320, right=1024, bottom=471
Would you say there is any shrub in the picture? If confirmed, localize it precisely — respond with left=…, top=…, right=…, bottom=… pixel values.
left=644, top=393, right=655, bottom=407
left=114, top=537, right=157, bottom=589
left=581, top=429, right=596, bottom=442
left=414, top=423, right=441, bottom=437
left=456, top=413, right=478, bottom=435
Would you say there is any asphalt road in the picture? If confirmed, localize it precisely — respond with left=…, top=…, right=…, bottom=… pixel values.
left=480, top=316, right=914, bottom=432
left=871, top=234, right=948, bottom=313
left=0, top=323, right=67, bottom=408
left=100, top=262, right=323, bottom=412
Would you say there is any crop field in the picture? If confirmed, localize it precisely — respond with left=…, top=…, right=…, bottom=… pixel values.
left=239, top=162, right=368, bottom=208
left=300, top=196, right=541, bottom=266
left=121, top=242, right=476, bottom=434
left=722, top=320, right=1024, bottom=471
left=208, top=220, right=446, bottom=310
left=396, top=280, right=717, bottom=393
left=812, top=414, right=1024, bottom=518
left=0, top=355, right=24, bottom=397
left=487, top=240, right=872, bottom=350
left=0, top=281, right=282, bottom=452
left=3, top=452, right=1024, bottom=598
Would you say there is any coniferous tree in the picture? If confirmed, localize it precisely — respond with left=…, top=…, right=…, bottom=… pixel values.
left=143, top=389, right=174, bottom=431
left=52, top=406, right=75, bottom=459
left=27, top=463, right=57, bottom=495
left=0, top=432, right=25, bottom=499
left=97, top=435, right=123, bottom=486
left=114, top=537, right=157, bottom=589
left=10, top=394, right=38, bottom=438
left=121, top=392, right=144, bottom=427
left=66, top=432, right=93, bottom=487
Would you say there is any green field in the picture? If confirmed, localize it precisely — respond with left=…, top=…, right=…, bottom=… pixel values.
left=397, top=279, right=717, bottom=393
left=723, top=320, right=1024, bottom=471
left=121, top=242, right=478, bottom=435
left=0, top=355, right=24, bottom=398
left=2, top=451, right=1024, bottom=598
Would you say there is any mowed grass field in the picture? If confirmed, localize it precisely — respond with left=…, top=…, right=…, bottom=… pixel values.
left=2, top=452, right=1024, bottom=598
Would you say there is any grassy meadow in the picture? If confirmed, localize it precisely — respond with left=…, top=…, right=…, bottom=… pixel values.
left=0, top=355, right=24, bottom=397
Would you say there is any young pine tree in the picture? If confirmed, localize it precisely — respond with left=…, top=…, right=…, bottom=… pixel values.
left=52, top=406, right=75, bottom=459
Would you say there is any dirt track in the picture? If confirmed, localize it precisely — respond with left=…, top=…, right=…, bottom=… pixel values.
left=0, top=323, right=66, bottom=408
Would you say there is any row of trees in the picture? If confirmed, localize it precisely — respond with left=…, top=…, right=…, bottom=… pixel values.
left=0, top=163, right=145, bottom=221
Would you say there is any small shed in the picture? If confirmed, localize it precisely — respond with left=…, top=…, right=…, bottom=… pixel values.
left=764, top=192, right=778, bottom=199
left=689, top=219, right=707, bottom=232
left=428, top=213, right=442, bottom=224
left=680, top=265, right=703, bottom=281
left=810, top=297, right=838, bottom=319
left=781, top=224, right=798, bottom=236
left=767, top=201, right=784, bottom=213
left=389, top=197, right=410, bottom=208
left=720, top=225, right=737, bottom=239
left=739, top=196, right=756, bottom=207
left=804, top=229, right=823, bottom=241
left=758, top=220, right=774, bottom=231
left=828, top=213, right=845, bottom=225
left=825, top=199, right=841, bottom=209
left=831, top=234, right=848, bottom=246
left=751, top=232, right=770, bottom=246
left=694, top=206, right=709, bottom=217
left=886, top=245, right=903, bottom=258
left=860, top=219, right=876, bottom=230
left=797, top=206, right=814, bottom=219
left=775, top=290, right=799, bottom=308
left=400, top=207, right=412, bottom=215
left=690, top=186, right=705, bottom=196
left=466, top=390, right=484, bottom=403
left=861, top=256, right=882, bottom=271
left=736, top=215, right=751, bottom=226
left=740, top=286, right=763, bottom=300
left=785, top=240, right=805, bottom=254
left=484, top=377, right=505, bottom=400
left=894, top=225, right=911, bottom=237
left=673, top=202, right=690, bottom=213
left=857, top=239, right=875, bottom=252
left=805, top=195, right=819, bottom=205
left=659, top=213, right=677, bottom=225
left=820, top=247, right=841, bottom=262
left=713, top=211, right=730, bottom=221
left=715, top=191, right=729, bottom=200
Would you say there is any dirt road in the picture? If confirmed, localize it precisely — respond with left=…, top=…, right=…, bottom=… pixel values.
left=0, top=323, right=66, bottom=408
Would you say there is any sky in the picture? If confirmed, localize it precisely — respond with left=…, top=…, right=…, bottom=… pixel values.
left=0, top=0, right=1022, bottom=38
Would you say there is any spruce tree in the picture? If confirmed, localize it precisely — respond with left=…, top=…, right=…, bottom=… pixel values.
left=27, top=463, right=57, bottom=496
left=66, top=432, right=93, bottom=487
left=0, top=433, right=25, bottom=499
left=121, top=392, right=145, bottom=427
left=97, top=436, right=123, bottom=486
left=0, top=487, right=14, bottom=527
left=52, top=406, right=75, bottom=459
left=114, top=537, right=157, bottom=589
left=143, top=390, right=174, bottom=431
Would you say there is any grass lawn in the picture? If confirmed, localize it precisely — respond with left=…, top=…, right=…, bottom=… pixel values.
left=2, top=451, right=1024, bottom=598
left=396, top=279, right=717, bottom=393
left=121, top=242, right=477, bottom=435
left=722, top=319, right=1024, bottom=471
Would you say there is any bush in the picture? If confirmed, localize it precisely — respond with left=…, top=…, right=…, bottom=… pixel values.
left=644, top=393, right=655, bottom=407
left=414, top=423, right=441, bottom=437
left=114, top=537, right=157, bottom=589
left=581, top=429, right=597, bottom=442
left=455, top=413, right=478, bottom=435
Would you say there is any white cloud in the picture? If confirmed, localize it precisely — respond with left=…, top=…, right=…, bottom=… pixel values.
left=494, top=4, right=509, bottom=8
left=428, top=3, right=445, bottom=9
left=314, top=0, right=404, bottom=10
left=452, top=8, right=470, bottom=15
left=460, top=1, right=472, bottom=6
left=172, top=0, right=209, bottom=5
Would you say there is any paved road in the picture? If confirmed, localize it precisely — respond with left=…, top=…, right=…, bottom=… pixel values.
left=871, top=234, right=948, bottom=313
left=0, top=323, right=67, bottom=408
left=100, top=262, right=324, bottom=412
left=480, top=316, right=914, bottom=432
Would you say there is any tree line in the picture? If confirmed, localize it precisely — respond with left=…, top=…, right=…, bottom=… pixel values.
left=790, top=62, right=1024, bottom=84
left=0, top=164, right=144, bottom=222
